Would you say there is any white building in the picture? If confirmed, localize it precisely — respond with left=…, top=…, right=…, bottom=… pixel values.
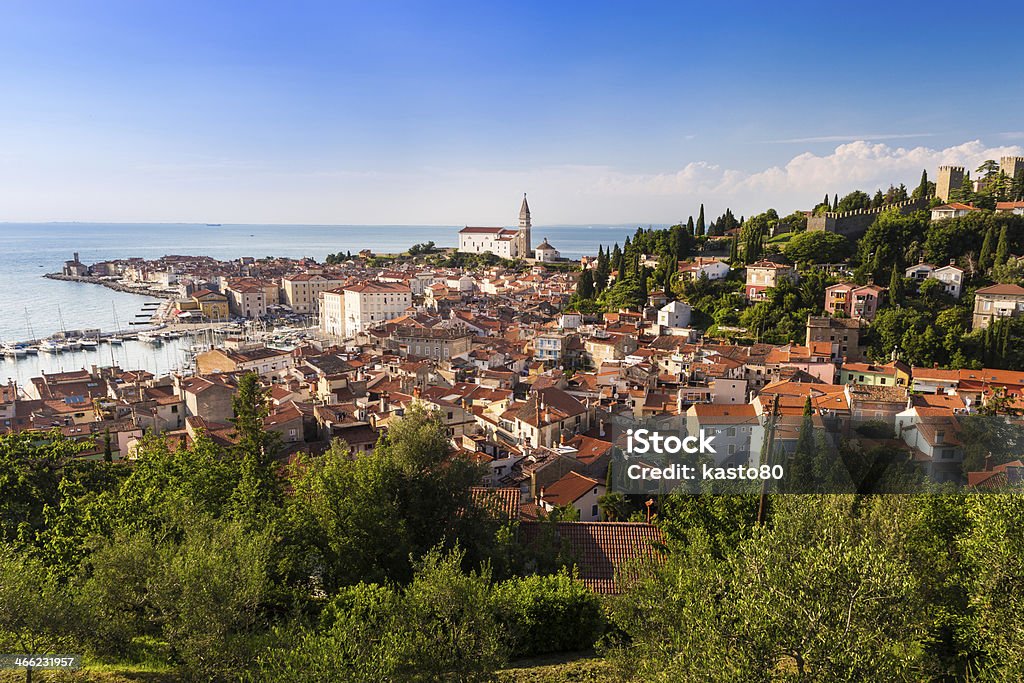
left=931, top=263, right=965, bottom=299
left=685, top=403, right=764, bottom=467
left=905, top=261, right=965, bottom=299
left=539, top=471, right=605, bottom=521
left=657, top=300, right=692, bottom=330
left=677, top=257, right=731, bottom=282
left=930, top=203, right=980, bottom=221
left=534, top=238, right=560, bottom=262
left=458, top=195, right=532, bottom=259
left=319, top=281, right=413, bottom=338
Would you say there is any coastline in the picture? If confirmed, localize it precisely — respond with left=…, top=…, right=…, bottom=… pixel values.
left=43, top=273, right=174, bottom=300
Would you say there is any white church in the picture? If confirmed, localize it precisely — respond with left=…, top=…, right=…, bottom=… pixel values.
left=458, top=194, right=533, bottom=259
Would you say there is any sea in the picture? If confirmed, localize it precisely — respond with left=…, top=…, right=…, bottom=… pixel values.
left=0, top=222, right=650, bottom=385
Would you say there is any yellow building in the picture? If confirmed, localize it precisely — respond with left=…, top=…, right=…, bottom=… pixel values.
left=192, top=289, right=229, bottom=320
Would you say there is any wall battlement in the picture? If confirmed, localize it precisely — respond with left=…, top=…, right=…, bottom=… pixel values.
left=807, top=196, right=931, bottom=239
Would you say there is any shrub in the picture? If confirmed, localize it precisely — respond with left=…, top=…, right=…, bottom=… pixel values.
left=494, top=571, right=604, bottom=658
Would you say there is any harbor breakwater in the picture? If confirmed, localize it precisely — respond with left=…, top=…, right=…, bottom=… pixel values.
left=43, top=273, right=175, bottom=300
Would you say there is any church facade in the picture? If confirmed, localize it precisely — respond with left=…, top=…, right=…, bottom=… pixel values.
left=458, top=194, right=532, bottom=259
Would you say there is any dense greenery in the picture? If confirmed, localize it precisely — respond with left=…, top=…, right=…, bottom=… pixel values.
left=2, top=401, right=1024, bottom=680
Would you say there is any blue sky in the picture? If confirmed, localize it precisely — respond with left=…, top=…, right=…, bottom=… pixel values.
left=1, top=1, right=1022, bottom=225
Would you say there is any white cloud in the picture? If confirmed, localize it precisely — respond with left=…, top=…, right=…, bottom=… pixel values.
left=765, top=133, right=935, bottom=144
left=2, top=140, right=1022, bottom=225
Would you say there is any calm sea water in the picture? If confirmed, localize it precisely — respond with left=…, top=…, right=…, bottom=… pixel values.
left=0, top=222, right=648, bottom=384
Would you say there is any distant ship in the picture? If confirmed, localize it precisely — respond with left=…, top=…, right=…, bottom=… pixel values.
left=206, top=223, right=222, bottom=227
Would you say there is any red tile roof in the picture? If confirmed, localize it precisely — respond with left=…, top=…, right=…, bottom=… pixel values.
left=519, top=522, right=666, bottom=594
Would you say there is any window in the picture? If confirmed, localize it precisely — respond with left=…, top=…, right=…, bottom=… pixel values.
left=591, top=504, right=598, bottom=517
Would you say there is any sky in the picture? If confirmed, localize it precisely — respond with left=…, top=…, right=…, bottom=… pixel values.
left=1, top=0, right=1022, bottom=226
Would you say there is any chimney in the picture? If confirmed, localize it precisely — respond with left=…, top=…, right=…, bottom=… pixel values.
left=560, top=430, right=567, bottom=446
left=413, top=386, right=421, bottom=399
left=984, top=453, right=993, bottom=471
left=599, top=419, right=606, bottom=438
left=538, top=487, right=545, bottom=505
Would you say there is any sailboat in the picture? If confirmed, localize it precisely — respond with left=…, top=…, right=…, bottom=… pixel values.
left=23, top=309, right=38, bottom=354
left=57, top=305, right=81, bottom=350
left=109, top=303, right=124, bottom=345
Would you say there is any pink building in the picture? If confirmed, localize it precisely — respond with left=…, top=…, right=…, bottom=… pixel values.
left=745, top=261, right=798, bottom=301
left=825, top=283, right=886, bottom=321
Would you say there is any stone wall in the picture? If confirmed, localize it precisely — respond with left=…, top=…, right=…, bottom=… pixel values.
left=806, top=196, right=930, bottom=240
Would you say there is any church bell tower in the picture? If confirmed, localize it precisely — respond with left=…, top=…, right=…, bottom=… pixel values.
left=518, top=193, right=532, bottom=257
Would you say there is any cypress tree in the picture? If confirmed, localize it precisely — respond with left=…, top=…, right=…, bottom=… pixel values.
left=979, top=227, right=995, bottom=271
left=888, top=263, right=903, bottom=306
left=833, top=194, right=839, bottom=211
left=917, top=169, right=929, bottom=198
left=686, top=216, right=695, bottom=236
left=103, top=428, right=113, bottom=462
left=995, top=225, right=1009, bottom=267
left=696, top=204, right=706, bottom=236
left=823, top=194, right=830, bottom=210
left=576, top=268, right=595, bottom=299
left=1000, top=320, right=1011, bottom=366
left=611, top=243, right=623, bottom=275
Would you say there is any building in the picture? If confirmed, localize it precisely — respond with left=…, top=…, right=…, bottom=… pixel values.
left=538, top=471, right=604, bottom=521
left=1000, top=155, right=1024, bottom=180
left=972, top=284, right=1024, bottom=329
left=935, top=165, right=965, bottom=203
left=840, top=361, right=910, bottom=387
left=62, top=252, right=88, bottom=277
left=281, top=273, right=346, bottom=314
left=929, top=263, right=965, bottom=299
left=824, top=283, right=886, bottom=321
left=657, top=300, right=692, bottom=330
left=806, top=316, right=865, bottom=361
left=677, top=257, right=730, bottom=282
left=995, top=201, right=1024, bottom=216
left=906, top=261, right=964, bottom=298
left=930, top=203, right=980, bottom=221
left=513, top=386, right=591, bottom=449
left=320, top=281, right=413, bottom=338
left=535, top=332, right=567, bottom=365
left=224, top=281, right=267, bottom=318
left=195, top=346, right=295, bottom=377
left=386, top=326, right=472, bottom=361
left=458, top=194, right=532, bottom=259
left=685, top=403, right=764, bottom=467
left=533, top=238, right=560, bottom=262
left=745, top=260, right=798, bottom=301
left=191, top=289, right=229, bottom=320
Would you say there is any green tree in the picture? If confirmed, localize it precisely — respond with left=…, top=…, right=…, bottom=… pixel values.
left=152, top=516, right=275, bottom=681
left=994, top=225, right=1009, bottom=267
left=0, top=546, right=78, bottom=681
left=960, top=495, right=1024, bottom=680
left=258, top=546, right=504, bottom=683
left=784, top=230, right=852, bottom=264
left=979, top=226, right=996, bottom=272
left=696, top=204, right=706, bottom=236
left=230, top=373, right=282, bottom=521
left=575, top=268, right=595, bottom=300
left=889, top=262, right=904, bottom=306
left=835, top=190, right=872, bottom=213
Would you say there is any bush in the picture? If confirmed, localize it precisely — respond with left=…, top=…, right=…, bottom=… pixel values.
left=494, top=571, right=604, bottom=658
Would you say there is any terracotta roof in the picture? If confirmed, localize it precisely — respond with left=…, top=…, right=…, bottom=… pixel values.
left=975, top=284, right=1024, bottom=296
left=933, top=203, right=979, bottom=211
left=519, top=522, right=666, bottom=594
left=459, top=226, right=504, bottom=234
left=541, top=471, right=600, bottom=507
left=469, top=487, right=521, bottom=522
left=343, top=281, right=412, bottom=294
